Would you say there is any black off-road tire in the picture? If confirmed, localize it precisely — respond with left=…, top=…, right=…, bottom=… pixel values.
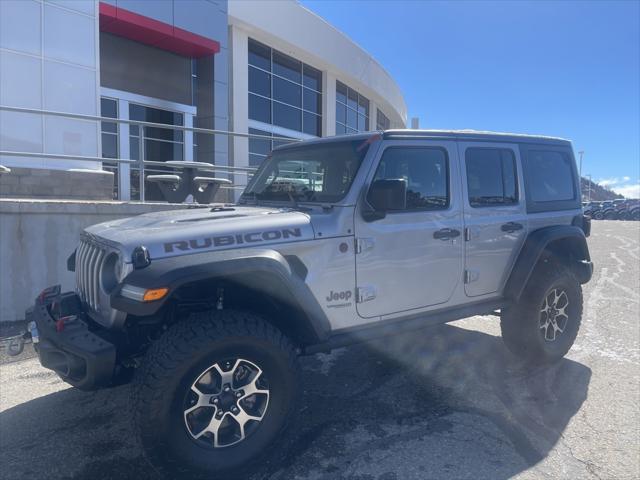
left=131, top=310, right=299, bottom=479
left=501, top=263, right=583, bottom=365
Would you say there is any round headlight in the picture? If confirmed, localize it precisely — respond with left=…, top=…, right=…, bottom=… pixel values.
left=101, top=252, right=119, bottom=293
left=115, top=257, right=133, bottom=283
left=101, top=253, right=132, bottom=293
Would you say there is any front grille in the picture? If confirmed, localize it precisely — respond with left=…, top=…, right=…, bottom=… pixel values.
left=75, top=238, right=108, bottom=311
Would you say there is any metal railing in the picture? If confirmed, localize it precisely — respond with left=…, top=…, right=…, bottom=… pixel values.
left=0, top=105, right=300, bottom=201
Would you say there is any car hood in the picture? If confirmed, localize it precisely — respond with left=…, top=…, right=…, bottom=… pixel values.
left=84, top=205, right=315, bottom=260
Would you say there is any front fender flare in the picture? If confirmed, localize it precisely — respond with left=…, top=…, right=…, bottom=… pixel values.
left=110, top=248, right=330, bottom=343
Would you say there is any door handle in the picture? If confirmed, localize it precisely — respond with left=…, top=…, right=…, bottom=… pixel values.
left=501, top=222, right=523, bottom=233
left=433, top=228, right=461, bottom=240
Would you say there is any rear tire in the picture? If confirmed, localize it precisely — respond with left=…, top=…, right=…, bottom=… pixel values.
left=132, top=310, right=299, bottom=479
left=501, top=263, right=583, bottom=365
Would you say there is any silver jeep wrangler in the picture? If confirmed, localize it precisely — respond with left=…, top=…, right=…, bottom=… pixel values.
left=26, top=130, right=592, bottom=478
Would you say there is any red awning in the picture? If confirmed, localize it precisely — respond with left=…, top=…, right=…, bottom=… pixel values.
left=99, top=2, right=220, bottom=58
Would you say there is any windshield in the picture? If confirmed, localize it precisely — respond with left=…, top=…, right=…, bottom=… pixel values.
left=241, top=139, right=372, bottom=203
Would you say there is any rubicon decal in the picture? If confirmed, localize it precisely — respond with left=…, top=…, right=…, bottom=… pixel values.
left=164, top=228, right=302, bottom=253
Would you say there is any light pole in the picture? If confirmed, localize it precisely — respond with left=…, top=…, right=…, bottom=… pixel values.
left=578, top=151, right=585, bottom=199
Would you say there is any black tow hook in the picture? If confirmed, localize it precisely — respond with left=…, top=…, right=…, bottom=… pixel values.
left=1, top=330, right=32, bottom=357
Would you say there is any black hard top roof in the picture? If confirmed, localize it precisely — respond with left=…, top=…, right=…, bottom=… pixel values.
left=274, top=129, right=571, bottom=151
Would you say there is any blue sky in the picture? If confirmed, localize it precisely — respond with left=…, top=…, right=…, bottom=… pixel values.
left=302, top=0, right=640, bottom=197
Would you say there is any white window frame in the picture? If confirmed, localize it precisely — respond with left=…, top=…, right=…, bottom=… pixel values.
left=100, top=87, right=197, bottom=201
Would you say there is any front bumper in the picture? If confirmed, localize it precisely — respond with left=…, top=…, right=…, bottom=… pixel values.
left=26, top=286, right=117, bottom=391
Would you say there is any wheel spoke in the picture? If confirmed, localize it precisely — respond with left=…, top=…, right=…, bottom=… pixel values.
left=183, top=393, right=212, bottom=416
left=556, top=304, right=569, bottom=320
left=193, top=410, right=224, bottom=443
left=211, top=362, right=234, bottom=386
left=241, top=371, right=269, bottom=400
left=546, top=322, right=557, bottom=341
left=552, top=289, right=561, bottom=307
left=235, top=404, right=266, bottom=424
left=540, top=297, right=550, bottom=314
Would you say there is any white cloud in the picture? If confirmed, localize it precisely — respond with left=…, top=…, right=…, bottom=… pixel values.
left=612, top=183, right=640, bottom=199
left=597, top=177, right=621, bottom=187
left=596, top=176, right=640, bottom=198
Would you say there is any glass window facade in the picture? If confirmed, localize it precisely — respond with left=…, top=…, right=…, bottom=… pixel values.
left=248, top=39, right=322, bottom=137
left=100, top=97, right=118, bottom=159
left=248, top=128, right=295, bottom=167
left=376, top=108, right=390, bottom=130
left=335, top=81, right=369, bottom=135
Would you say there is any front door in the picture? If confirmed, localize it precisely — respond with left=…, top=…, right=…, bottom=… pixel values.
left=355, top=141, right=464, bottom=319
left=459, top=142, right=528, bottom=297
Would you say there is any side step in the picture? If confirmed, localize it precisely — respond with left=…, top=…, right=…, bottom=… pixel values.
left=303, top=299, right=506, bottom=355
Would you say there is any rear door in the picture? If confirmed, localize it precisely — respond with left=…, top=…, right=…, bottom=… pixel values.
left=459, top=142, right=528, bottom=297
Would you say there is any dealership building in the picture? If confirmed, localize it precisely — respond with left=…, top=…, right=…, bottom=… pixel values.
left=0, top=0, right=407, bottom=201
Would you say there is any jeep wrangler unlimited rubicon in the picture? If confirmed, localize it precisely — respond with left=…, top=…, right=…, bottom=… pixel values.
left=24, top=130, right=592, bottom=478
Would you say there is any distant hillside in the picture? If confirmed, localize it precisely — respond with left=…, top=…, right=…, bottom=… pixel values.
left=580, top=177, right=624, bottom=201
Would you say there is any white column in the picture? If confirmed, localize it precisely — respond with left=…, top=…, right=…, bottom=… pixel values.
left=117, top=98, right=131, bottom=201
left=229, top=26, right=249, bottom=200
left=323, top=71, right=336, bottom=137
left=184, top=114, right=194, bottom=161
left=369, top=100, right=378, bottom=131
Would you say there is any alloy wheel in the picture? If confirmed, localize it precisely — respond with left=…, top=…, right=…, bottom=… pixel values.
left=183, top=358, right=270, bottom=448
left=539, top=288, right=570, bottom=342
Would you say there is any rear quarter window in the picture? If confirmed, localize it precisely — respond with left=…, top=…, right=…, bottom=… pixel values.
left=528, top=150, right=575, bottom=202
left=521, top=145, right=580, bottom=213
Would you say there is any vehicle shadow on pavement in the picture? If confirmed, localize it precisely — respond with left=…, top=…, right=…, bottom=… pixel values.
left=0, top=323, right=591, bottom=480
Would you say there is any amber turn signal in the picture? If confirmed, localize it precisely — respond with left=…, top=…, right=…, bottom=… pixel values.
left=142, top=287, right=169, bottom=302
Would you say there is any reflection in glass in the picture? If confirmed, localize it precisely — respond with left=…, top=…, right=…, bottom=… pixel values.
left=247, top=38, right=322, bottom=137
left=335, top=81, right=369, bottom=135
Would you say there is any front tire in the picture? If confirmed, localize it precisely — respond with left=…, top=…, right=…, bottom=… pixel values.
left=132, top=310, right=298, bottom=479
left=501, top=263, right=583, bottom=365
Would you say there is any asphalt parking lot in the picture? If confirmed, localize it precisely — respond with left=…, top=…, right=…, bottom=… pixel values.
left=1, top=221, right=638, bottom=480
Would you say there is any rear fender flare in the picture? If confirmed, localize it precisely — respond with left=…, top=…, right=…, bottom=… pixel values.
left=504, top=225, right=592, bottom=302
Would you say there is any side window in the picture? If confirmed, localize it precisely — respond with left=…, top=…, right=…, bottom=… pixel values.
left=465, top=148, right=518, bottom=207
left=372, top=147, right=449, bottom=210
left=527, top=150, right=575, bottom=202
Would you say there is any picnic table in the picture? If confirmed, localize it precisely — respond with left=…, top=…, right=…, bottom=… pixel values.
left=147, top=161, right=231, bottom=204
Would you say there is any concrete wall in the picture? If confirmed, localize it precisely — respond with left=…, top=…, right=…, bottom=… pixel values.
left=0, top=199, right=192, bottom=322
left=0, top=167, right=114, bottom=200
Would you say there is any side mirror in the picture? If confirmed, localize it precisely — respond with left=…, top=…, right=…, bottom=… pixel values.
left=362, top=179, right=406, bottom=221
